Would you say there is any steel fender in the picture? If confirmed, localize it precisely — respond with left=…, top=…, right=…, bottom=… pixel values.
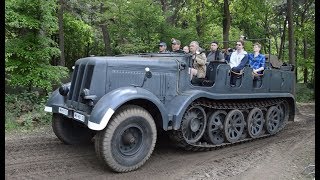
left=166, top=90, right=205, bottom=130
left=44, top=82, right=71, bottom=112
left=286, top=96, right=296, bottom=121
left=88, top=86, right=168, bottom=131
left=167, top=90, right=296, bottom=130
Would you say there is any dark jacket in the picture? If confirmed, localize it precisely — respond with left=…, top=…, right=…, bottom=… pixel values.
left=172, top=49, right=184, bottom=53
left=206, top=50, right=224, bottom=62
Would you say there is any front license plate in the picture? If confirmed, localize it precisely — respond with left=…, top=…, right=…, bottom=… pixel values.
left=74, top=112, right=85, bottom=122
left=58, top=107, right=68, bottom=116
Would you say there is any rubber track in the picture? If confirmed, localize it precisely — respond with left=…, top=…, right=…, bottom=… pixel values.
left=169, top=98, right=288, bottom=152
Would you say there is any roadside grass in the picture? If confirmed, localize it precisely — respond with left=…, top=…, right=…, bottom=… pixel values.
left=296, top=83, right=314, bottom=103
left=5, top=83, right=314, bottom=132
left=5, top=92, right=52, bottom=133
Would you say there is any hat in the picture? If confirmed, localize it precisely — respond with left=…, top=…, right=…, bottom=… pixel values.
left=171, top=38, right=181, bottom=45
left=159, top=42, right=167, bottom=46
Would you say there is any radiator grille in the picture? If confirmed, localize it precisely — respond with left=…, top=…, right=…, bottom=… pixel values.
left=68, top=62, right=94, bottom=102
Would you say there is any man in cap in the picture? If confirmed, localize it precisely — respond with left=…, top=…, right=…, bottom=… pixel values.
left=206, top=41, right=225, bottom=62
left=171, top=38, right=184, bottom=53
left=158, top=42, right=169, bottom=53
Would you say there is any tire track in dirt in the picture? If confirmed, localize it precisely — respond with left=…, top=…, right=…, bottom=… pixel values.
left=5, top=105, right=314, bottom=180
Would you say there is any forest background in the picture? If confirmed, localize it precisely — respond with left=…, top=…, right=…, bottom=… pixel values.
left=5, top=0, right=315, bottom=130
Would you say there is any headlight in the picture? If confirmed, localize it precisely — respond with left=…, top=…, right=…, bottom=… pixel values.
left=59, top=85, right=69, bottom=96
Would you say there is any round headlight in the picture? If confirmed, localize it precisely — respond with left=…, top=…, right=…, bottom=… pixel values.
left=59, top=85, right=69, bottom=96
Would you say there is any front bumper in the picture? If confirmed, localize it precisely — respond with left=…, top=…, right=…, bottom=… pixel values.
left=44, top=105, right=114, bottom=131
left=45, top=105, right=90, bottom=126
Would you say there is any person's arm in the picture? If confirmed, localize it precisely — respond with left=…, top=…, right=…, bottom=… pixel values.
left=233, top=54, right=248, bottom=71
left=195, top=52, right=207, bottom=65
left=253, top=55, right=266, bottom=73
left=253, top=67, right=264, bottom=73
left=218, top=52, right=225, bottom=62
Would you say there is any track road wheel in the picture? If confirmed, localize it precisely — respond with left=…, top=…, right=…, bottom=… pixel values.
left=181, top=105, right=207, bottom=144
left=52, top=113, right=95, bottom=145
left=265, top=106, right=281, bottom=134
left=224, top=109, right=245, bottom=143
left=205, top=110, right=226, bottom=145
left=95, top=105, right=157, bottom=172
left=247, top=108, right=265, bottom=138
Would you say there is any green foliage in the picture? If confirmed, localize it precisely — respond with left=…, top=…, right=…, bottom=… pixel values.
left=5, top=0, right=69, bottom=92
left=296, top=83, right=314, bottom=103
left=5, top=92, right=52, bottom=131
left=158, top=25, right=199, bottom=49
left=5, top=0, right=316, bottom=94
left=64, top=13, right=94, bottom=68
left=110, top=0, right=166, bottom=53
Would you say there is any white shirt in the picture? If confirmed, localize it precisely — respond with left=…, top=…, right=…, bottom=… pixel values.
left=229, top=50, right=247, bottom=68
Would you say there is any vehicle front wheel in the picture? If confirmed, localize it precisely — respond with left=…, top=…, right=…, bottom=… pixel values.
left=52, top=113, right=96, bottom=145
left=95, top=105, right=157, bottom=172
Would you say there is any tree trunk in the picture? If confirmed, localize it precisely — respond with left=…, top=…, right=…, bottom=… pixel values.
left=101, top=24, right=112, bottom=55
left=287, top=0, right=295, bottom=65
left=278, top=15, right=287, bottom=61
left=85, top=42, right=91, bottom=57
left=223, top=0, right=231, bottom=49
left=195, top=3, right=204, bottom=38
left=274, top=36, right=279, bottom=56
left=287, top=0, right=296, bottom=97
left=295, top=39, right=298, bottom=82
left=303, top=38, right=308, bottom=83
left=300, top=0, right=310, bottom=84
left=310, top=69, right=314, bottom=87
left=167, top=1, right=181, bottom=25
left=99, top=3, right=112, bottom=56
left=159, top=0, right=168, bottom=12
left=58, top=0, right=65, bottom=66
left=264, top=11, right=270, bottom=55
left=168, top=8, right=179, bottom=26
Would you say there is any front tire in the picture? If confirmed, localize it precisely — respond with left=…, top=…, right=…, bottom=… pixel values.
left=52, top=113, right=96, bottom=145
left=95, top=105, right=157, bottom=172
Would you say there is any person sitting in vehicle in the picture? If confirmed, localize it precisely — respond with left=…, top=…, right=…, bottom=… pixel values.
left=206, top=41, right=225, bottom=62
left=224, top=48, right=234, bottom=63
left=158, top=42, right=170, bottom=53
left=171, top=38, right=184, bottom=53
left=248, top=42, right=265, bottom=75
left=229, top=40, right=248, bottom=87
left=189, top=41, right=207, bottom=82
left=183, top=45, right=190, bottom=54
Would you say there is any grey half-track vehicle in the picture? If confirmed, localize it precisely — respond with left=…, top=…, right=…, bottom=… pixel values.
left=45, top=52, right=295, bottom=172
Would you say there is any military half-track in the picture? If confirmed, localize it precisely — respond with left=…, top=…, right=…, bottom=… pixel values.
left=45, top=52, right=295, bottom=172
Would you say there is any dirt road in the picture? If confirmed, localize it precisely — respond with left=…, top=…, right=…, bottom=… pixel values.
left=5, top=103, right=315, bottom=180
